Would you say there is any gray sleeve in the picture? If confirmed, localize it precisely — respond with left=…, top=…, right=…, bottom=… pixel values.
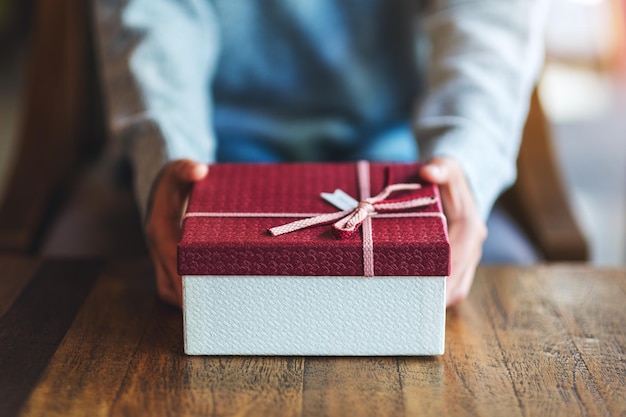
left=415, top=0, right=548, bottom=219
left=118, top=0, right=220, bottom=220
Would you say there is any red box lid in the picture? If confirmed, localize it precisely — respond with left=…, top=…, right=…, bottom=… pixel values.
left=178, top=162, right=450, bottom=276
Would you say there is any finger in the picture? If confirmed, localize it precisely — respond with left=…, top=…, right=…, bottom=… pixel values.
left=421, top=159, right=470, bottom=220
left=446, top=228, right=482, bottom=306
left=445, top=222, right=471, bottom=302
left=149, top=229, right=183, bottom=305
left=447, top=268, right=475, bottom=307
left=419, top=158, right=450, bottom=184
left=155, top=261, right=180, bottom=307
left=146, top=159, right=207, bottom=309
left=155, top=160, right=208, bottom=222
left=148, top=234, right=182, bottom=307
left=160, top=243, right=183, bottom=303
left=445, top=219, right=485, bottom=307
left=169, top=159, right=209, bottom=189
left=420, top=158, right=486, bottom=307
left=448, top=241, right=482, bottom=307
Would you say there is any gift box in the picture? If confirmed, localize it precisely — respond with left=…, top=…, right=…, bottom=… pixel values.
left=179, top=161, right=450, bottom=355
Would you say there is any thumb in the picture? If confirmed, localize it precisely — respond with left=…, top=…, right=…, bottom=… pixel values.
left=169, top=159, right=209, bottom=185
left=155, top=159, right=208, bottom=210
left=419, top=158, right=451, bottom=184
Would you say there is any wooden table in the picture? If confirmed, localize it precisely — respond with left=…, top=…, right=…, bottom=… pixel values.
left=1, top=257, right=624, bottom=416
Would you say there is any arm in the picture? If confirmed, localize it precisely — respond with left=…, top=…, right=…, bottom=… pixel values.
left=118, top=0, right=220, bottom=305
left=415, top=0, right=548, bottom=305
left=121, top=0, right=220, bottom=218
left=416, top=0, right=548, bottom=219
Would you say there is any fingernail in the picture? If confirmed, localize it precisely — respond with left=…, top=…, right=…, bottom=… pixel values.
left=193, top=164, right=208, bottom=178
left=427, top=165, right=443, bottom=179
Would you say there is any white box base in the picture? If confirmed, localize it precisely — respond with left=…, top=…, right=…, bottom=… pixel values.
left=183, top=276, right=446, bottom=356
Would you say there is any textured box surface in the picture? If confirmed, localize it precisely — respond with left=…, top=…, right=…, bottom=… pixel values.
left=179, top=162, right=450, bottom=355
left=183, top=275, right=446, bottom=356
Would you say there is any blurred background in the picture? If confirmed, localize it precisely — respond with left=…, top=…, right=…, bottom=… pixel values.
left=541, top=0, right=626, bottom=264
left=0, top=0, right=624, bottom=264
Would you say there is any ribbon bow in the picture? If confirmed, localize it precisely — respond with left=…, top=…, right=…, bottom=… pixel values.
left=269, top=183, right=437, bottom=239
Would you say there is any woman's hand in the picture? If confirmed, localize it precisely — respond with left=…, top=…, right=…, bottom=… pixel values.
left=420, top=157, right=488, bottom=307
left=146, top=159, right=208, bottom=307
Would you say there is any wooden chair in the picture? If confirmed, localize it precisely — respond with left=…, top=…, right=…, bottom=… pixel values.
left=0, top=0, right=588, bottom=261
left=0, top=0, right=105, bottom=253
left=0, top=0, right=145, bottom=256
left=500, top=90, right=589, bottom=261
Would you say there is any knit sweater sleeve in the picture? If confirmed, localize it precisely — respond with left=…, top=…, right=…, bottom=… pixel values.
left=119, top=0, right=220, bottom=220
left=415, top=0, right=548, bottom=219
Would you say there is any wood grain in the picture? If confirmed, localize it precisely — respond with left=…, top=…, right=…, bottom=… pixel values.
left=18, top=259, right=156, bottom=417
left=543, top=267, right=626, bottom=416
left=302, top=357, right=403, bottom=417
left=609, top=268, right=626, bottom=295
left=0, top=256, right=40, bottom=318
left=0, top=259, right=101, bottom=417
left=400, top=271, right=524, bottom=416
left=484, top=266, right=609, bottom=416
left=1, top=261, right=625, bottom=417
left=110, top=298, right=304, bottom=416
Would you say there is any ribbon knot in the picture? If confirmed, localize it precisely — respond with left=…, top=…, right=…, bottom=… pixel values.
left=269, top=182, right=437, bottom=239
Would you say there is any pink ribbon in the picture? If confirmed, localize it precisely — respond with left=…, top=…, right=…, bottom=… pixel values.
left=268, top=179, right=437, bottom=239
left=183, top=161, right=443, bottom=277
